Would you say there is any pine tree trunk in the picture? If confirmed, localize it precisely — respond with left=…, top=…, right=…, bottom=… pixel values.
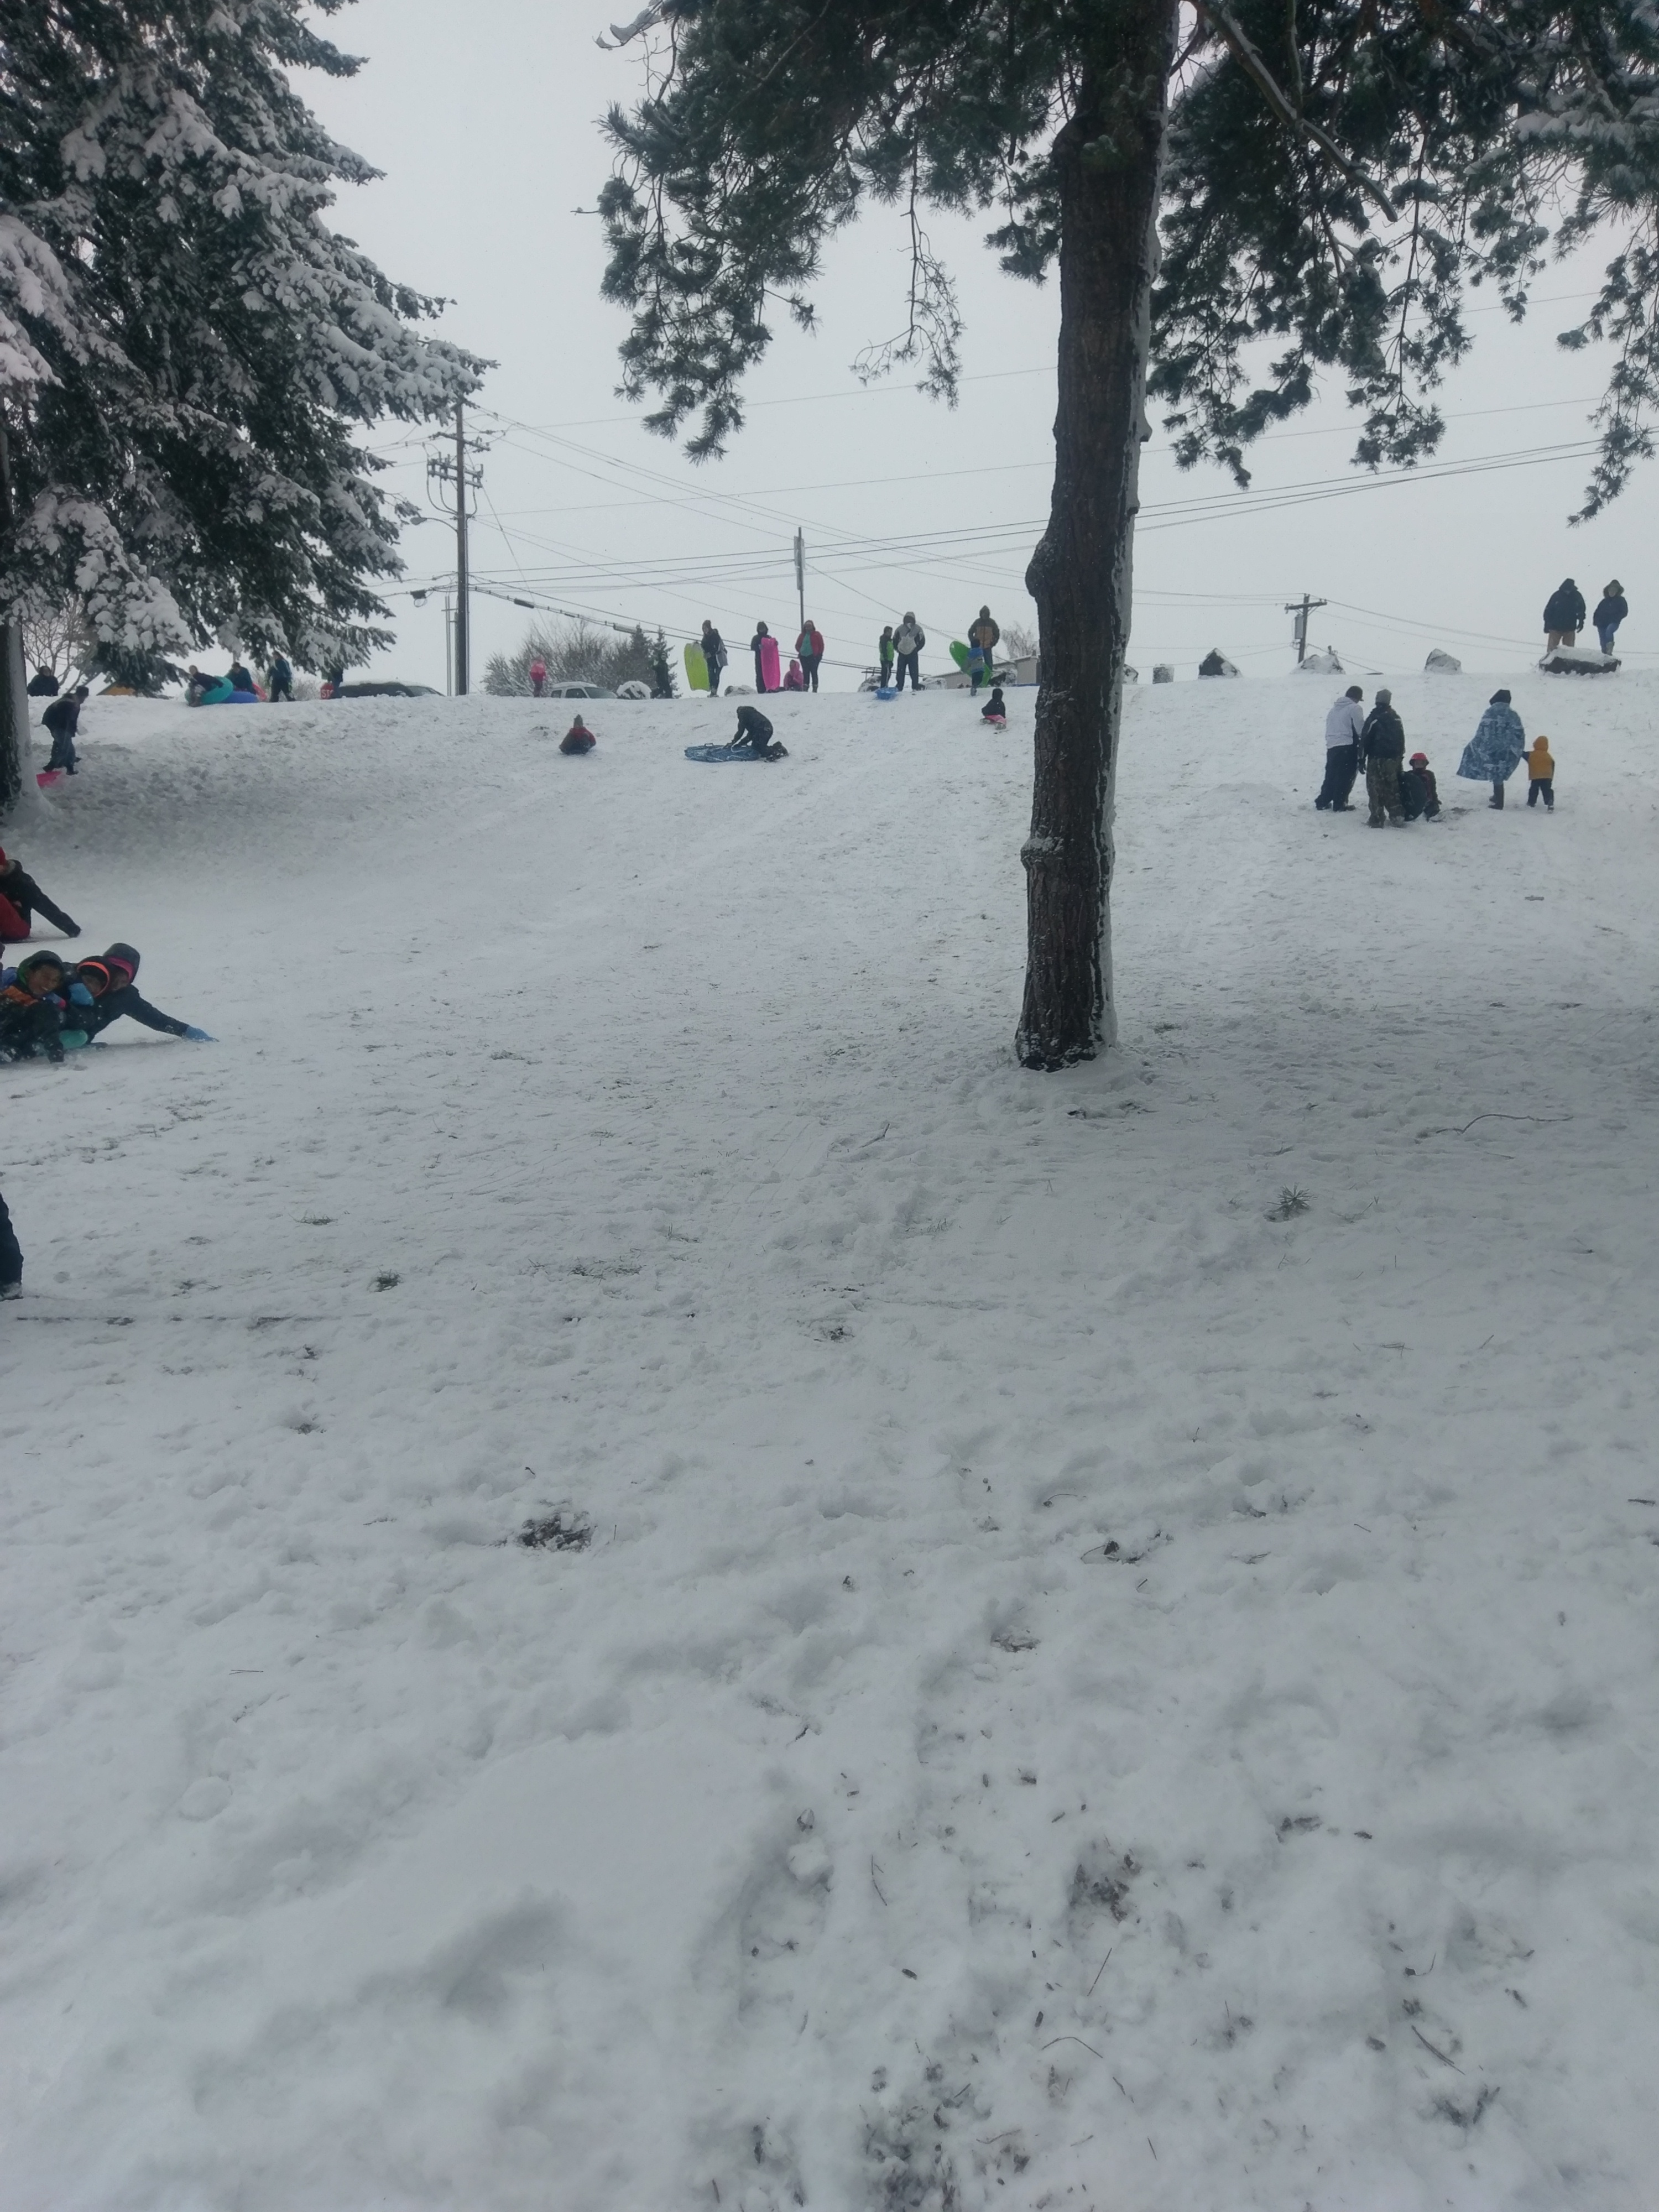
left=1018, top=7, right=1178, bottom=1068
left=0, top=421, right=36, bottom=821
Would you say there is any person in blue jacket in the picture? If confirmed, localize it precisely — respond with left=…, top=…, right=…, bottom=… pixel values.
left=1457, top=688, right=1527, bottom=808
left=1593, top=581, right=1627, bottom=656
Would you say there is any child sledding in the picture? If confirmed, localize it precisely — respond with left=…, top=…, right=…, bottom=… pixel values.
left=686, top=706, right=789, bottom=764
left=0, top=942, right=211, bottom=1063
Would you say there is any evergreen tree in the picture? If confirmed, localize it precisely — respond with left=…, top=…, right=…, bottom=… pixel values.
left=483, top=616, right=658, bottom=695
left=650, top=627, right=677, bottom=698
left=600, top=0, right=1659, bottom=1065
left=1, top=0, right=484, bottom=807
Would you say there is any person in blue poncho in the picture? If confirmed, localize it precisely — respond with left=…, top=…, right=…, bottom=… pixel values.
left=1457, top=688, right=1527, bottom=809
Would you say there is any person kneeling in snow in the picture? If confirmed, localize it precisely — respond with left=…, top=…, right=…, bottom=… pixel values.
left=729, top=706, right=785, bottom=758
left=560, top=715, right=596, bottom=755
left=980, top=686, right=1008, bottom=726
left=76, top=945, right=212, bottom=1042
left=0, top=849, right=79, bottom=944
left=1400, top=751, right=1441, bottom=821
left=0, top=952, right=72, bottom=1062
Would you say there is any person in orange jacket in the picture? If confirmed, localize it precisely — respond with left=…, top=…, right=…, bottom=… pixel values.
left=1524, top=735, right=1556, bottom=810
left=795, top=620, right=824, bottom=692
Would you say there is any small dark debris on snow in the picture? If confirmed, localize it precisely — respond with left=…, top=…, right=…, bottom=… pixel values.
left=1366, top=2037, right=1386, bottom=2051
left=514, top=1509, right=593, bottom=1552
left=994, top=1627, right=1039, bottom=1652
left=1277, top=1815, right=1321, bottom=1838
left=1266, top=1186, right=1311, bottom=1222
left=372, top=1271, right=400, bottom=1291
left=1083, top=1531, right=1166, bottom=1564
left=1435, top=2085, right=1498, bottom=2130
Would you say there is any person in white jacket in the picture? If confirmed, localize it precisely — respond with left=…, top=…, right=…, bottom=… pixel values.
left=1316, top=686, right=1365, bottom=811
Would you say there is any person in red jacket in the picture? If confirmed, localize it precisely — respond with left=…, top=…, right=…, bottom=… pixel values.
left=795, top=620, right=824, bottom=692
left=0, top=849, right=79, bottom=943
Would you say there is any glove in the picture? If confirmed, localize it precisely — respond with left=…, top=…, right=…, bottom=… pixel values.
left=182, top=1026, right=215, bottom=1042
left=64, top=924, right=80, bottom=938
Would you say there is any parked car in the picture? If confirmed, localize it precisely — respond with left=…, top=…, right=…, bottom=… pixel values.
left=335, top=681, right=439, bottom=698
left=545, top=681, right=615, bottom=700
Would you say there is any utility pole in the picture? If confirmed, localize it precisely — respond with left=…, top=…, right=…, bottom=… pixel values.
left=427, top=402, right=483, bottom=694
left=1285, top=593, right=1328, bottom=664
left=794, top=528, right=805, bottom=650
left=443, top=593, right=454, bottom=698
left=455, top=401, right=470, bottom=695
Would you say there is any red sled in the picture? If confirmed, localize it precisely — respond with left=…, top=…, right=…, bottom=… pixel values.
left=36, top=769, right=64, bottom=788
left=759, top=636, right=781, bottom=691
left=0, top=891, right=29, bottom=942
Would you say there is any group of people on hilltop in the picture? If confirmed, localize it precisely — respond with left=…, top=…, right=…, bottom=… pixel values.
left=732, top=618, right=827, bottom=695
left=184, top=654, right=311, bottom=705
left=1542, top=577, right=1627, bottom=656
left=704, top=603, right=1005, bottom=698
left=1317, top=685, right=1555, bottom=823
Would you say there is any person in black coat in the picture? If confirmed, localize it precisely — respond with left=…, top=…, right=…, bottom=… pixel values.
left=1359, top=688, right=1406, bottom=827
left=0, top=1186, right=20, bottom=1297
left=267, top=654, right=294, bottom=702
left=1543, top=579, right=1586, bottom=651
left=26, top=667, right=60, bottom=697
left=42, top=686, right=88, bottom=773
left=77, top=945, right=212, bottom=1041
left=1593, top=582, right=1628, bottom=656
left=700, top=621, right=727, bottom=697
left=0, top=848, right=79, bottom=941
left=729, top=706, right=782, bottom=757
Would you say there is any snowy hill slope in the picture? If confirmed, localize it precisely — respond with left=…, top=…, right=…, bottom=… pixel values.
left=3, top=673, right=1658, bottom=2211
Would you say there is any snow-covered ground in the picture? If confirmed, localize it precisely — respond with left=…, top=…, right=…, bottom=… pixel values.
left=3, top=669, right=1658, bottom=2211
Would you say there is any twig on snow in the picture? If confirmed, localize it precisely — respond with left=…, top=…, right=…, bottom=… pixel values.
left=1412, top=2023, right=1462, bottom=2071
left=1455, top=1113, right=1572, bottom=1135
left=1042, top=2035, right=1105, bottom=2059
left=1087, top=1947, right=1114, bottom=1996
left=870, top=1856, right=888, bottom=1906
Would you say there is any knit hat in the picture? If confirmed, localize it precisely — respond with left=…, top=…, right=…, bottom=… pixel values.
left=17, top=950, right=64, bottom=983
left=102, top=941, right=140, bottom=981
left=1491, top=689, right=1512, bottom=704
left=1409, top=752, right=1427, bottom=765
left=76, top=958, right=112, bottom=993
left=1375, top=687, right=1392, bottom=705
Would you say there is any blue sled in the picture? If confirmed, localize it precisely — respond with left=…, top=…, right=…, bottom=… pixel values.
left=685, top=744, right=772, bottom=764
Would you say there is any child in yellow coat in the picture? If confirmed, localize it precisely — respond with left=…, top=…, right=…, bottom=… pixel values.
left=1525, top=735, right=1555, bottom=811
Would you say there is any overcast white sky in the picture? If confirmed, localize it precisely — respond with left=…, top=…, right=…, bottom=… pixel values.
left=301, top=0, right=1658, bottom=691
